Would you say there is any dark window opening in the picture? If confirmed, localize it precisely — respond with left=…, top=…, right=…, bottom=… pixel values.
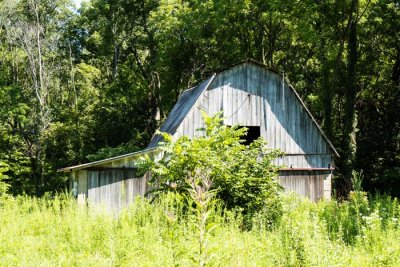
left=227, top=125, right=261, bottom=145
left=236, top=126, right=261, bottom=145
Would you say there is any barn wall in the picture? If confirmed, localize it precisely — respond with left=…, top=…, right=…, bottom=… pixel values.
left=279, top=171, right=331, bottom=201
left=76, top=170, right=88, bottom=205
left=173, top=63, right=332, bottom=169
left=86, top=170, right=148, bottom=212
left=72, top=150, right=157, bottom=209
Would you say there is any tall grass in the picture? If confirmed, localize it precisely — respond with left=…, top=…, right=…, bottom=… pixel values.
left=0, top=192, right=399, bottom=266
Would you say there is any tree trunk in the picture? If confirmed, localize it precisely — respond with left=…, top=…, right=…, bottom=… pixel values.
left=112, top=43, right=120, bottom=80
left=342, top=0, right=359, bottom=195
left=321, top=45, right=333, bottom=140
left=255, top=22, right=265, bottom=64
left=317, top=1, right=334, bottom=140
left=392, top=51, right=400, bottom=86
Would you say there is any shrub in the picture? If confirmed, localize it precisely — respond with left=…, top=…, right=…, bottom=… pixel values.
left=148, top=112, right=283, bottom=227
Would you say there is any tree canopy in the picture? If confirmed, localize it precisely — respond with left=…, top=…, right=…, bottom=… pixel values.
left=0, top=0, right=399, bottom=197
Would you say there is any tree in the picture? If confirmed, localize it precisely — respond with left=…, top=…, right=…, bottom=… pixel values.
left=149, top=112, right=283, bottom=225
left=0, top=0, right=76, bottom=194
left=0, top=0, right=398, bottom=197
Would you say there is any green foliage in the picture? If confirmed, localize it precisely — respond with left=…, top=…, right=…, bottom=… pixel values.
left=352, top=170, right=364, bottom=191
left=0, top=0, right=399, bottom=197
left=86, top=141, right=141, bottom=162
left=186, top=173, right=219, bottom=267
left=149, top=112, right=283, bottom=227
left=1, top=193, right=400, bottom=266
left=0, top=162, right=10, bottom=196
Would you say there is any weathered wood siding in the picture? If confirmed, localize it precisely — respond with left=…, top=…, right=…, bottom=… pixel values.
left=279, top=171, right=331, bottom=201
left=72, top=150, right=157, bottom=210
left=172, top=63, right=332, bottom=169
left=75, top=170, right=88, bottom=205
left=87, top=170, right=148, bottom=212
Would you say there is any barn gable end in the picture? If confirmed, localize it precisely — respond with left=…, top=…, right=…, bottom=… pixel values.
left=148, top=61, right=337, bottom=170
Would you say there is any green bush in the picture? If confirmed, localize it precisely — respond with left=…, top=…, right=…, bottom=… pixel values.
left=148, top=112, right=283, bottom=227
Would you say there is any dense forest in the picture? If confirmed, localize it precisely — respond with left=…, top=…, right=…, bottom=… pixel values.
left=0, top=0, right=399, bottom=197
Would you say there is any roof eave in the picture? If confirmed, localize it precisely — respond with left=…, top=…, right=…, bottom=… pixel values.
left=57, top=147, right=158, bottom=173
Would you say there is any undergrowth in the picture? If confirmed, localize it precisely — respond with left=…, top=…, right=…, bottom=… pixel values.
left=0, top=192, right=399, bottom=266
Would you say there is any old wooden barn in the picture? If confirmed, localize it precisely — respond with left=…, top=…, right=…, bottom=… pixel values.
left=60, top=59, right=338, bottom=211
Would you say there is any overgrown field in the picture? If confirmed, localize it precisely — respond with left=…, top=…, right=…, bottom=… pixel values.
left=1, top=192, right=400, bottom=266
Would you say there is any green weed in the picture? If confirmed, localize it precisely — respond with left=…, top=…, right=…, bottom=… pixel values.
left=0, top=193, right=399, bottom=266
